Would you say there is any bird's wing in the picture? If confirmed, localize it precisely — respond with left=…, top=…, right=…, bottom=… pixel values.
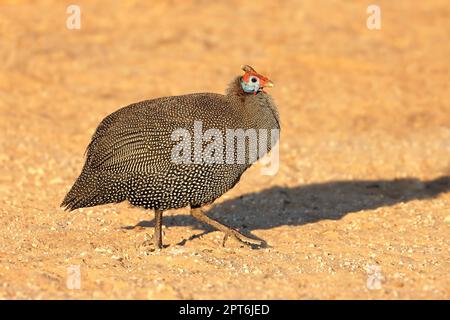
left=84, top=94, right=231, bottom=174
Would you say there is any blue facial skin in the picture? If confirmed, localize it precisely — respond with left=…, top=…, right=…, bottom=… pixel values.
left=241, top=77, right=260, bottom=93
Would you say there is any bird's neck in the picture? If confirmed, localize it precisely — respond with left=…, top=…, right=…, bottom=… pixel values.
left=226, top=77, right=280, bottom=130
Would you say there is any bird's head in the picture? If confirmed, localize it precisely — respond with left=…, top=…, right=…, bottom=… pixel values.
left=240, top=65, right=274, bottom=94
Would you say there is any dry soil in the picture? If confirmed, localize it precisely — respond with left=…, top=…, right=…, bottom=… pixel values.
left=0, top=0, right=449, bottom=299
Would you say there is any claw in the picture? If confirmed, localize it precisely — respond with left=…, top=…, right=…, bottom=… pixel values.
left=222, top=234, right=229, bottom=247
left=222, top=229, right=263, bottom=247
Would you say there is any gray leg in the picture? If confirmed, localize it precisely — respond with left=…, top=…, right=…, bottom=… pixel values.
left=190, top=207, right=262, bottom=247
left=154, top=210, right=163, bottom=249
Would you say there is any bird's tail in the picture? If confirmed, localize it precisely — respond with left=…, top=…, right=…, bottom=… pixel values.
left=61, top=169, right=128, bottom=211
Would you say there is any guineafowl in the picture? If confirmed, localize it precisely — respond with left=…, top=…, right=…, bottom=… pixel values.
left=61, top=65, right=280, bottom=249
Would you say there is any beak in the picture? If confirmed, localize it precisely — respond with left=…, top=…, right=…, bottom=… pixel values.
left=264, top=79, right=274, bottom=88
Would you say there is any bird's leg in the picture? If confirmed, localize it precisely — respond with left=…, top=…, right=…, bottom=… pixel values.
left=190, top=207, right=262, bottom=247
left=153, top=210, right=163, bottom=249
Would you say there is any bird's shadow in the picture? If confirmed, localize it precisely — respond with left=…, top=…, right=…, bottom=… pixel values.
left=123, top=176, right=449, bottom=246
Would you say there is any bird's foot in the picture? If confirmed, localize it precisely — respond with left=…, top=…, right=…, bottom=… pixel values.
left=189, top=207, right=265, bottom=248
left=140, top=232, right=164, bottom=251
left=222, top=229, right=264, bottom=247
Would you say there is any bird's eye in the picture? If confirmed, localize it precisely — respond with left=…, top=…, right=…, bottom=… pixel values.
left=250, top=77, right=258, bottom=83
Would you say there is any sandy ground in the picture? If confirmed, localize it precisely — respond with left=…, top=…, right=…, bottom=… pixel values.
left=0, top=0, right=449, bottom=299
